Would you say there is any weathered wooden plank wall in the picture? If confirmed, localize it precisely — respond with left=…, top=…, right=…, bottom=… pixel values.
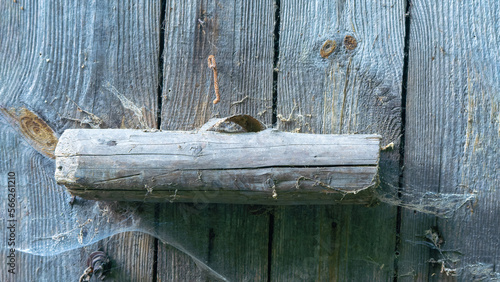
left=0, top=0, right=160, bottom=281
left=272, top=0, right=405, bottom=280
left=399, top=1, right=500, bottom=280
left=157, top=0, right=275, bottom=280
left=3, top=0, right=499, bottom=281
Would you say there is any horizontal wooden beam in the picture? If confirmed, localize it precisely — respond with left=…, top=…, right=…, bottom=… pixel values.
left=55, top=129, right=381, bottom=205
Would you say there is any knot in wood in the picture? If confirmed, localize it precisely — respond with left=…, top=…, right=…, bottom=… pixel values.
left=320, top=40, right=337, bottom=58
left=344, top=35, right=358, bottom=50
left=0, top=107, right=58, bottom=159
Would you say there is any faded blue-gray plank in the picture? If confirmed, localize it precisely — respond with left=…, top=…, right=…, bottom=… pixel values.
left=161, top=0, right=274, bottom=130
left=0, top=0, right=160, bottom=281
left=274, top=0, right=405, bottom=280
left=400, top=1, right=500, bottom=280
left=158, top=0, right=275, bottom=281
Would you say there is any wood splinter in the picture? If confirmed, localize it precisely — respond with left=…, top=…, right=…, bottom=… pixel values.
left=207, top=55, right=220, bottom=104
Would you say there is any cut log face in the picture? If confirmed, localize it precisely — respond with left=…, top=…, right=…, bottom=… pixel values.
left=55, top=128, right=381, bottom=205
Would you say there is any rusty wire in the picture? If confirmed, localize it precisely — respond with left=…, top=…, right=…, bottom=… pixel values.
left=207, top=55, right=220, bottom=104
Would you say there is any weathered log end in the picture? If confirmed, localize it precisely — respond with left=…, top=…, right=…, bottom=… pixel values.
left=55, top=126, right=381, bottom=205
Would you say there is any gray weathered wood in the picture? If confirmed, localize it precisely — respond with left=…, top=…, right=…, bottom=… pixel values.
left=272, top=0, right=405, bottom=280
left=157, top=203, right=271, bottom=281
left=0, top=0, right=160, bottom=280
left=399, top=1, right=500, bottom=280
left=99, top=231, right=156, bottom=281
left=161, top=0, right=274, bottom=130
left=55, top=129, right=380, bottom=204
left=6, top=0, right=499, bottom=280
left=157, top=0, right=275, bottom=280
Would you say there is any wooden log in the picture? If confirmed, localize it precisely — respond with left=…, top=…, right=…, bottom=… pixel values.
left=55, top=128, right=381, bottom=204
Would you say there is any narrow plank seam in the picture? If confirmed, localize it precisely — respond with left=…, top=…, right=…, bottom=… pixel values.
left=269, top=1, right=281, bottom=280
left=394, top=1, right=412, bottom=281
left=267, top=212, right=275, bottom=282
left=271, top=0, right=281, bottom=127
left=153, top=1, right=167, bottom=281
left=157, top=0, right=166, bottom=130
left=152, top=202, right=160, bottom=282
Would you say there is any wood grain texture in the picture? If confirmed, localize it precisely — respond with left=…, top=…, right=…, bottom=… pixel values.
left=55, top=129, right=380, bottom=204
left=0, top=0, right=160, bottom=281
left=160, top=0, right=275, bottom=130
left=399, top=1, right=500, bottom=280
left=158, top=204, right=270, bottom=281
left=55, top=129, right=380, bottom=167
left=99, top=231, right=156, bottom=281
left=273, top=0, right=405, bottom=280
left=158, top=244, right=207, bottom=281
left=157, top=0, right=275, bottom=280
left=0, top=125, right=85, bottom=281
left=272, top=204, right=399, bottom=280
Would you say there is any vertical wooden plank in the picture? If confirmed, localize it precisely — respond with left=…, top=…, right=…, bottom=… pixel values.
left=157, top=204, right=270, bottom=281
left=273, top=0, right=405, bottom=280
left=161, top=0, right=274, bottom=130
left=0, top=0, right=160, bottom=281
left=100, top=232, right=156, bottom=281
left=0, top=127, right=87, bottom=281
left=400, top=1, right=500, bottom=280
left=157, top=0, right=274, bottom=281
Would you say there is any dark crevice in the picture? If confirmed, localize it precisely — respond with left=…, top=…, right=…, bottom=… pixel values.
left=272, top=0, right=281, bottom=127
left=92, top=173, right=142, bottom=184
left=207, top=228, right=215, bottom=264
left=267, top=212, right=275, bottom=282
left=267, top=6, right=281, bottom=281
left=394, top=1, right=411, bottom=281
left=156, top=0, right=166, bottom=130
left=185, top=164, right=378, bottom=170
left=152, top=204, right=160, bottom=282
left=65, top=164, right=378, bottom=173
left=268, top=2, right=280, bottom=279
left=153, top=1, right=166, bottom=282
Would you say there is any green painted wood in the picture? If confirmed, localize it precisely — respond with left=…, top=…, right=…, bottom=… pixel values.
left=157, top=0, right=275, bottom=280
left=399, top=1, right=500, bottom=280
left=272, top=0, right=405, bottom=280
left=0, top=0, right=160, bottom=281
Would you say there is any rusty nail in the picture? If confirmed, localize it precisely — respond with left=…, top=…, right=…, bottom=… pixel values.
left=207, top=55, right=220, bottom=104
left=320, top=40, right=337, bottom=58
